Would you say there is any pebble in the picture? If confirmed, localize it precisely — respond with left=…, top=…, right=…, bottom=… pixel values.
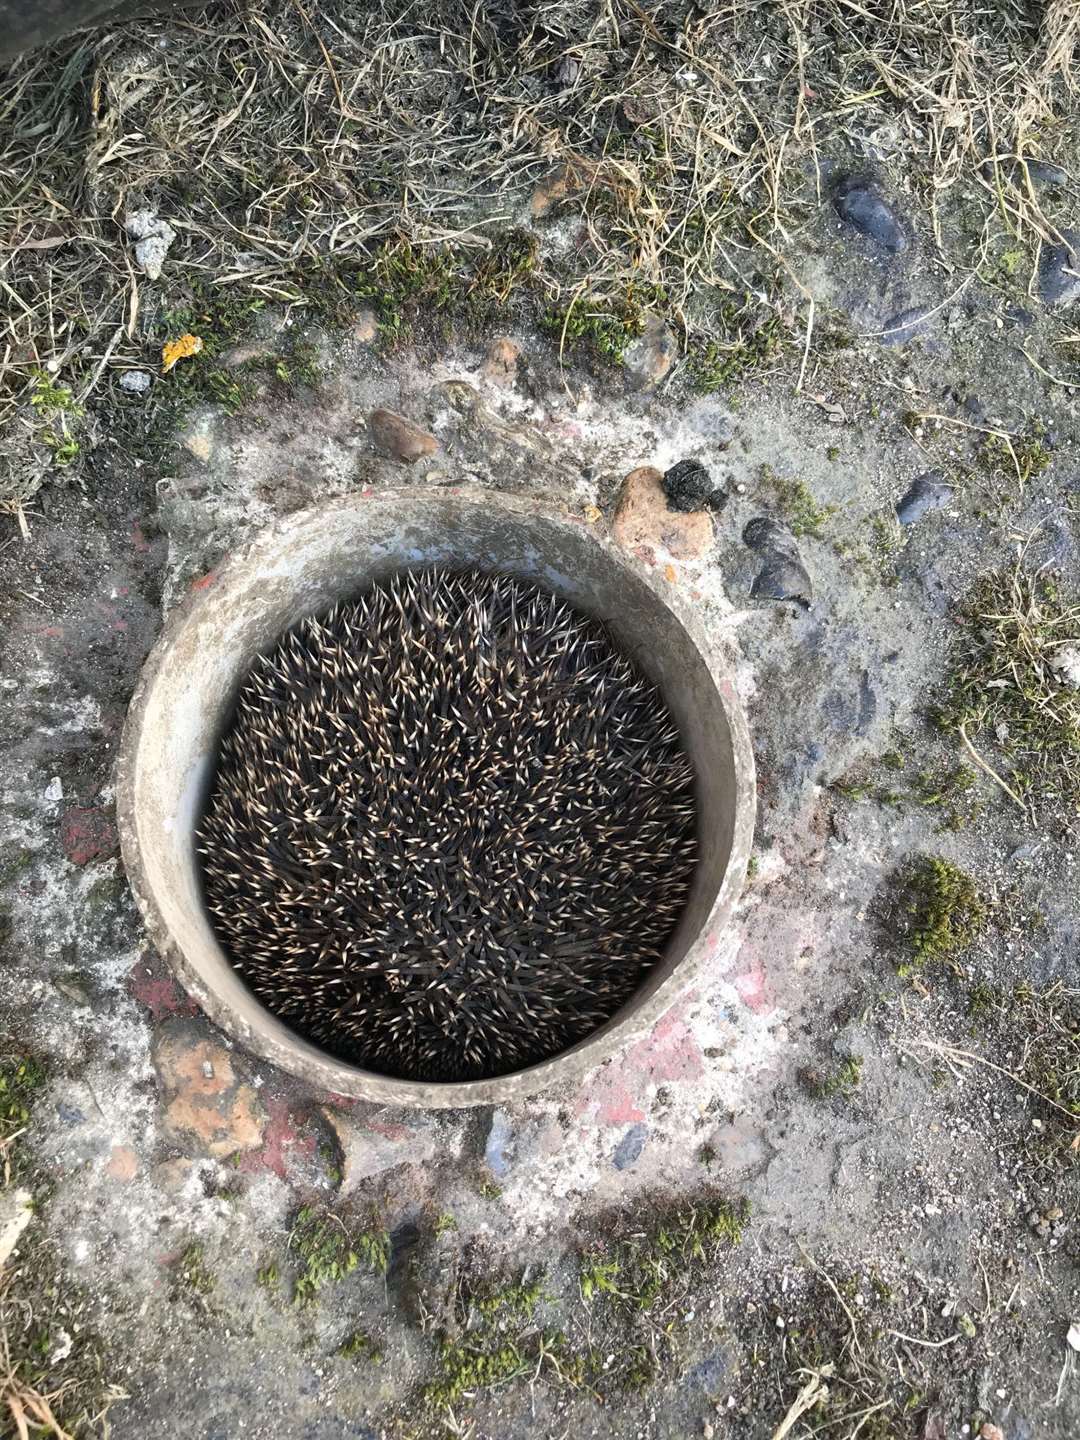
left=0, top=1188, right=33, bottom=1268
left=120, top=370, right=152, bottom=394
left=531, top=164, right=577, bottom=219
left=481, top=337, right=521, bottom=386
left=125, top=209, right=176, bottom=281
left=832, top=175, right=908, bottom=253
left=624, top=316, right=677, bottom=390
left=612, top=1123, right=648, bottom=1170
left=43, top=775, right=63, bottom=803
left=895, top=472, right=953, bottom=525
left=1024, top=159, right=1068, bottom=187
left=743, top=517, right=812, bottom=609
left=612, top=466, right=714, bottom=560
left=1038, top=229, right=1080, bottom=304
left=662, top=459, right=727, bottom=513
left=350, top=308, right=378, bottom=344
left=1050, top=643, right=1080, bottom=688
left=369, top=408, right=438, bottom=463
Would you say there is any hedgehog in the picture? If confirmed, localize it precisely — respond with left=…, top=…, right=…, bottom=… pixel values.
left=197, top=567, right=697, bottom=1083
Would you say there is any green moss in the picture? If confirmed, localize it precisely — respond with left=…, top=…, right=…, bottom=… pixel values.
left=802, top=1055, right=863, bottom=1099
left=827, top=445, right=841, bottom=462
left=0, top=1055, right=46, bottom=1141
left=967, top=982, right=1001, bottom=1019
left=759, top=463, right=837, bottom=538
left=687, top=294, right=782, bottom=391
left=976, top=423, right=1051, bottom=491
left=0, top=846, right=33, bottom=885
left=542, top=281, right=666, bottom=365
left=478, top=1181, right=503, bottom=1201
left=339, top=1329, right=383, bottom=1364
left=937, top=567, right=1080, bottom=807
left=433, top=1212, right=458, bottom=1236
left=898, top=856, right=986, bottom=971
left=422, top=1273, right=570, bottom=1414
left=175, top=1242, right=215, bottom=1296
left=256, top=1261, right=279, bottom=1291
left=289, top=1207, right=389, bottom=1306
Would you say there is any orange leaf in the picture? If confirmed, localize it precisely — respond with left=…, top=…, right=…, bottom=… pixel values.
left=161, top=333, right=204, bottom=374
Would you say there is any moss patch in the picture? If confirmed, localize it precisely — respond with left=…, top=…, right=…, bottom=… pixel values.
left=896, top=856, right=986, bottom=973
left=937, top=566, right=1080, bottom=809
left=289, top=1207, right=390, bottom=1307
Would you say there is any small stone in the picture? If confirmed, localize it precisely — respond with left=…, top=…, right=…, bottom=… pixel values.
left=350, top=308, right=378, bottom=344
left=320, top=1107, right=440, bottom=1194
left=1067, top=1322, right=1080, bottom=1351
left=703, top=1424, right=714, bottom=1440
left=120, top=370, right=152, bottom=394
left=1050, top=644, right=1080, bottom=689
left=1045, top=1205, right=1064, bottom=1221
left=0, top=1189, right=33, bottom=1269
left=554, top=54, right=581, bottom=87
left=895, top=473, right=953, bottom=525
left=125, top=209, right=176, bottom=281
left=220, top=342, right=272, bottom=369
left=612, top=1122, right=648, bottom=1170
left=979, top=1426, right=1005, bottom=1440
left=743, top=517, right=812, bottom=609
left=750, top=553, right=812, bottom=609
left=1038, top=229, right=1080, bottom=305
left=1025, top=159, right=1068, bottom=187
left=662, top=459, right=727, bottom=513
left=531, top=164, right=578, bottom=219
left=833, top=176, right=908, bottom=253
left=153, top=1157, right=196, bottom=1195
left=482, top=337, right=520, bottom=385
left=369, top=409, right=438, bottom=463
left=484, top=1109, right=515, bottom=1179
left=59, top=806, right=118, bottom=866
left=153, top=1026, right=266, bottom=1158
left=105, top=1144, right=138, bottom=1182
left=43, top=776, right=63, bottom=803
left=612, top=466, right=714, bottom=560
left=624, top=316, right=677, bottom=390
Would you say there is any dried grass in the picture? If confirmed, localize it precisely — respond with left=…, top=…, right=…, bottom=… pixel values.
left=1, top=0, right=1078, bottom=513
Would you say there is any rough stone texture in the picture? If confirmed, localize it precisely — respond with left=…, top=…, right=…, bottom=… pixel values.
left=105, top=1144, right=138, bottom=1181
left=119, top=370, right=152, bottom=394
left=59, top=806, right=118, bottom=865
left=350, top=309, right=379, bottom=344
left=530, top=164, right=578, bottom=218
left=624, top=316, right=677, bottom=390
left=124, top=210, right=176, bottom=281
left=612, top=466, right=713, bottom=560
left=369, top=408, right=438, bottom=463
left=320, top=1106, right=442, bottom=1193
left=481, top=337, right=520, bottom=385
left=0, top=1189, right=32, bottom=1268
left=154, top=1025, right=266, bottom=1157
left=1038, top=229, right=1080, bottom=304
left=832, top=175, right=908, bottom=253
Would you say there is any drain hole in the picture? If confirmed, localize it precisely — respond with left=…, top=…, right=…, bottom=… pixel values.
left=197, top=567, right=697, bottom=1082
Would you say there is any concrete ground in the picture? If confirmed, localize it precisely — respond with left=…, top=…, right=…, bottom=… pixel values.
left=1, top=5, right=1079, bottom=1439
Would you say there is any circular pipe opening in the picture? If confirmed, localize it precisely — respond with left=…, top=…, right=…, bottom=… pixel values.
left=118, top=488, right=756, bottom=1107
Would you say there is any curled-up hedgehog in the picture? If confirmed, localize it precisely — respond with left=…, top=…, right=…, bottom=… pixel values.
left=198, top=567, right=697, bottom=1082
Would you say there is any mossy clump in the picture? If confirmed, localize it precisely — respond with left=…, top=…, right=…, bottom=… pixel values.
left=802, top=1054, right=863, bottom=1099
left=977, top=424, right=1051, bottom=491
left=759, top=463, right=837, bottom=538
left=175, top=1242, right=216, bottom=1296
left=687, top=293, right=782, bottom=391
left=0, top=1056, right=46, bottom=1163
left=542, top=281, right=666, bottom=366
left=339, top=1329, right=384, bottom=1364
left=937, top=566, right=1080, bottom=809
left=422, top=1272, right=580, bottom=1416
left=289, top=1207, right=389, bottom=1306
left=574, top=1195, right=748, bottom=1393
left=898, top=856, right=986, bottom=972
